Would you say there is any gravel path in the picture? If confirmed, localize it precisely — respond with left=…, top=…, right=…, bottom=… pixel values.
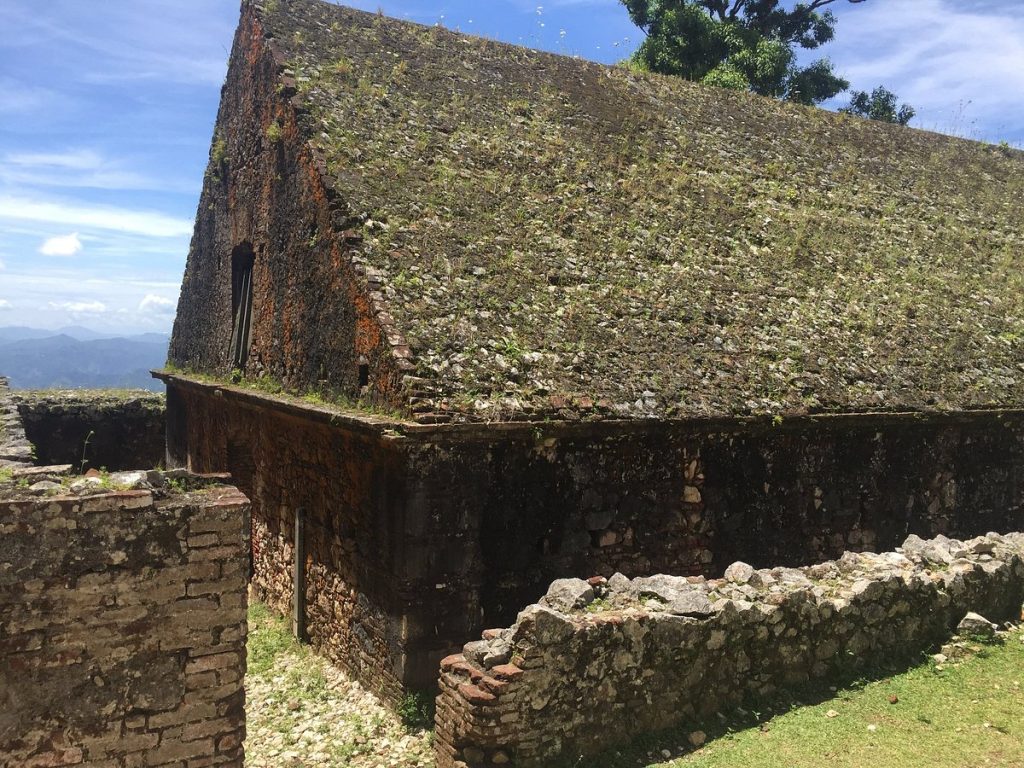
left=246, top=602, right=435, bottom=767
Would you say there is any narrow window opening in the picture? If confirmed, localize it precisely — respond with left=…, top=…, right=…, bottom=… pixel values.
left=229, top=244, right=255, bottom=369
left=357, top=356, right=369, bottom=389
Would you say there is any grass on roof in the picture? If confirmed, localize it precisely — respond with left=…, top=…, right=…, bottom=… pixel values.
left=255, top=0, right=1024, bottom=421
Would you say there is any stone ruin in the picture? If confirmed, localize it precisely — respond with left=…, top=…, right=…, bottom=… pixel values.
left=435, top=532, right=1024, bottom=767
left=4, top=375, right=1024, bottom=768
left=0, top=377, right=249, bottom=768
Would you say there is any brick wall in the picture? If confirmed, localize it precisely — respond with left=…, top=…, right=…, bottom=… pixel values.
left=435, top=532, right=1024, bottom=768
left=167, top=381, right=435, bottom=704
left=0, top=482, right=249, bottom=768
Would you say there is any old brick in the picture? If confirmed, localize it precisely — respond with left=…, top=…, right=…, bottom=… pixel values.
left=186, top=652, right=238, bottom=674
left=489, top=664, right=524, bottom=682
left=458, top=683, right=497, bottom=706
left=440, top=653, right=466, bottom=672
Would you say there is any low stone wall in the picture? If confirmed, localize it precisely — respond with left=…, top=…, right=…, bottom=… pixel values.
left=0, top=475, right=249, bottom=768
left=435, top=532, right=1024, bottom=768
left=0, top=376, right=33, bottom=468
left=15, top=389, right=165, bottom=471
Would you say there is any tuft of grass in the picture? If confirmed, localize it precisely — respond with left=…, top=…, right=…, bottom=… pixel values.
left=247, top=601, right=298, bottom=676
left=266, top=121, right=283, bottom=144
left=397, top=691, right=436, bottom=732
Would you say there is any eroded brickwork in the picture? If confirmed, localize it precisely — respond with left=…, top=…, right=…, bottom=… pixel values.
left=165, top=380, right=467, bottom=703
left=435, top=532, right=1024, bottom=768
left=167, top=2, right=407, bottom=406
left=410, top=413, right=1024, bottom=630
left=0, top=483, right=249, bottom=768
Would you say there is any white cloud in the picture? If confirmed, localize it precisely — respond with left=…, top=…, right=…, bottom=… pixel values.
left=139, top=294, right=176, bottom=315
left=0, top=196, right=193, bottom=238
left=0, top=149, right=192, bottom=193
left=824, top=0, right=1024, bottom=142
left=0, top=258, right=6, bottom=270
left=49, top=300, right=107, bottom=314
left=7, top=150, right=102, bottom=170
left=0, top=77, right=60, bottom=114
left=39, top=232, right=83, bottom=257
left=0, top=300, right=11, bottom=310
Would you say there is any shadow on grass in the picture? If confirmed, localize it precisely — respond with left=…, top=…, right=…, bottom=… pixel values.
left=552, top=646, right=952, bottom=768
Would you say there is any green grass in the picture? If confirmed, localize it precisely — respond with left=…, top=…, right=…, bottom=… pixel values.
left=593, top=629, right=1024, bottom=768
left=247, top=601, right=299, bottom=676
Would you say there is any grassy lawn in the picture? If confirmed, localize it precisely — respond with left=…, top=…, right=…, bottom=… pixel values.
left=246, top=602, right=1024, bottom=768
left=593, top=627, right=1024, bottom=768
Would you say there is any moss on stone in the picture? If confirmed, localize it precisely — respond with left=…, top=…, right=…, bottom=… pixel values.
left=254, top=0, right=1024, bottom=422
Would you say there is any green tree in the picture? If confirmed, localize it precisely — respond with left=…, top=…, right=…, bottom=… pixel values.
left=841, top=86, right=916, bottom=125
left=621, top=0, right=868, bottom=105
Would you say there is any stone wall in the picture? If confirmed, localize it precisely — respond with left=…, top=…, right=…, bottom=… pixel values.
left=412, top=411, right=1024, bottom=630
left=164, top=379, right=473, bottom=703
left=15, top=389, right=165, bottom=471
left=435, top=532, right=1024, bottom=768
left=167, top=1, right=409, bottom=407
left=0, top=376, right=33, bottom=469
left=162, top=374, right=1024, bottom=703
left=0, top=477, right=249, bottom=768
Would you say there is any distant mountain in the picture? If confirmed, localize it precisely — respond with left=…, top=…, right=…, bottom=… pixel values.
left=0, top=326, right=63, bottom=344
left=53, top=325, right=113, bottom=342
left=0, top=331, right=169, bottom=390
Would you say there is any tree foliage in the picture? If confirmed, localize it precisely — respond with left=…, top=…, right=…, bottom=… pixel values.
left=622, top=0, right=869, bottom=105
left=841, top=86, right=916, bottom=125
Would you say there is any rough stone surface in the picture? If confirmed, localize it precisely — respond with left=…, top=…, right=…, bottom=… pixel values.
left=0, top=475, right=249, bottom=768
left=14, top=388, right=165, bottom=471
left=957, top=611, right=997, bottom=639
left=164, top=380, right=465, bottom=703
left=174, top=0, right=1024, bottom=425
left=724, top=561, right=756, bottom=584
left=164, top=374, right=1024, bottom=704
left=540, top=579, right=595, bottom=612
left=0, top=376, right=33, bottom=469
left=435, top=532, right=1024, bottom=768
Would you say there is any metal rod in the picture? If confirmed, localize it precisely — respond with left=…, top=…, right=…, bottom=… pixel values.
left=292, top=506, right=307, bottom=643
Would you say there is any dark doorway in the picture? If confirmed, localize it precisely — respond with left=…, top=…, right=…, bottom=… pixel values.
left=229, top=244, right=255, bottom=369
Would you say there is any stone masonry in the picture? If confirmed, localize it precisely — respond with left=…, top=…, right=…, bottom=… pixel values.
left=0, top=376, right=33, bottom=469
left=435, top=531, right=1024, bottom=768
left=0, top=475, right=250, bottom=768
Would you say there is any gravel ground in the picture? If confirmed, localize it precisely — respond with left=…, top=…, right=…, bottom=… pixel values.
left=246, top=602, right=435, bottom=767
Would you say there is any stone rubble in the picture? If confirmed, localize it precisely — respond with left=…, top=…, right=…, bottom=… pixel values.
left=436, top=531, right=1024, bottom=768
left=246, top=647, right=434, bottom=767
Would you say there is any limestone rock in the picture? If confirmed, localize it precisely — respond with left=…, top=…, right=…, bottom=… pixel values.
left=633, top=574, right=691, bottom=602
left=957, top=612, right=997, bottom=639
left=513, top=605, right=575, bottom=645
left=607, top=572, right=632, bottom=595
left=109, top=471, right=151, bottom=490
left=667, top=591, right=714, bottom=617
left=541, top=578, right=595, bottom=612
left=28, top=481, right=62, bottom=495
left=900, top=534, right=953, bottom=565
left=724, top=561, right=755, bottom=584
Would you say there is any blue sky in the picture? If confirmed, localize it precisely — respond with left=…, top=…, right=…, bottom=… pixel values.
left=1, top=0, right=1022, bottom=333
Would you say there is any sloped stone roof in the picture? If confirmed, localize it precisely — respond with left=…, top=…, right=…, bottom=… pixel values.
left=255, top=0, right=1024, bottom=421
